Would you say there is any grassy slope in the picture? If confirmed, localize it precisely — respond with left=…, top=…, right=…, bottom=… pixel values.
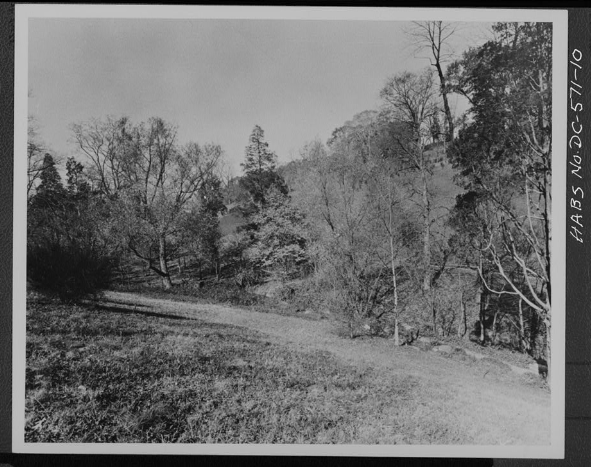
left=25, top=292, right=550, bottom=445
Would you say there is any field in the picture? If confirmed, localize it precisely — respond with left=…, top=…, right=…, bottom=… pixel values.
left=25, top=291, right=550, bottom=445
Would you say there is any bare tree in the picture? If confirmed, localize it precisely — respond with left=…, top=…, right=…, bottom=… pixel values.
left=27, top=116, right=52, bottom=197
left=380, top=69, right=458, bottom=336
left=367, top=157, right=417, bottom=345
left=71, top=116, right=136, bottom=197
left=406, top=21, right=459, bottom=142
left=292, top=134, right=390, bottom=333
left=72, top=116, right=223, bottom=289
left=380, top=69, right=438, bottom=293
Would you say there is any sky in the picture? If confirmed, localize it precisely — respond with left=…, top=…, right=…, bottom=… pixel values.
left=28, top=16, right=491, bottom=175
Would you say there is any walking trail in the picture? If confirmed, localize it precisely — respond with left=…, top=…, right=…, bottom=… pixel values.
left=104, top=290, right=552, bottom=445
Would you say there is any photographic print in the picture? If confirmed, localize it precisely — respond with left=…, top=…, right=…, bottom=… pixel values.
left=13, top=5, right=567, bottom=458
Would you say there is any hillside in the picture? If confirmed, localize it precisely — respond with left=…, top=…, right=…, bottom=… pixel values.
left=227, top=143, right=461, bottom=239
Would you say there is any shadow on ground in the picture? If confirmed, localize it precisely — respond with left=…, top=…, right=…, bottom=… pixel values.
left=89, top=301, right=198, bottom=322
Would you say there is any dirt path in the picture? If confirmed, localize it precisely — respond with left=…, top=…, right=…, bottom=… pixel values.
left=104, top=291, right=552, bottom=445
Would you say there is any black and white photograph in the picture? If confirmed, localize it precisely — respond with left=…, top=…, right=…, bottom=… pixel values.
left=13, top=5, right=567, bottom=458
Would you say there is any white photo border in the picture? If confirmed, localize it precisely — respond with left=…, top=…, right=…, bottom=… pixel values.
left=14, top=4, right=568, bottom=458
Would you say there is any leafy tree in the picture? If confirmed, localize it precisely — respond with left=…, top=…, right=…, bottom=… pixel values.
left=447, top=22, right=552, bottom=376
left=247, top=187, right=309, bottom=280
left=182, top=174, right=227, bottom=279
left=447, top=190, right=499, bottom=344
left=240, top=125, right=287, bottom=205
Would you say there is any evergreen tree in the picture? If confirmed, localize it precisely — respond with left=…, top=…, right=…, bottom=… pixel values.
left=36, top=154, right=64, bottom=199
left=28, top=156, right=115, bottom=300
left=66, top=157, right=88, bottom=194
left=29, top=154, right=67, bottom=238
left=240, top=125, right=287, bottom=205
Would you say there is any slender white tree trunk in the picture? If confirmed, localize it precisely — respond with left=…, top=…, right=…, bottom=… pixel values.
left=421, top=167, right=431, bottom=293
left=545, top=317, right=551, bottom=384
left=389, top=201, right=400, bottom=346
left=391, top=236, right=400, bottom=346
left=478, top=285, right=486, bottom=344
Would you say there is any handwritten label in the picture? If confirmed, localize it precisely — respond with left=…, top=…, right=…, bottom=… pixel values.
left=569, top=48, right=584, bottom=243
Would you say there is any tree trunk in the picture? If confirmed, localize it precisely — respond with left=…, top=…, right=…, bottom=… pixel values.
left=458, top=294, right=467, bottom=338
left=390, top=235, right=400, bottom=346
left=158, top=234, right=173, bottom=290
left=457, top=270, right=467, bottom=338
left=545, top=317, right=551, bottom=384
left=431, top=294, right=437, bottom=337
left=434, top=62, right=454, bottom=142
left=543, top=147, right=551, bottom=381
left=518, top=298, right=528, bottom=352
left=478, top=285, right=486, bottom=344
left=420, top=160, right=435, bottom=335
left=530, top=310, right=540, bottom=358
left=421, top=167, right=431, bottom=293
left=544, top=168, right=551, bottom=305
left=492, top=309, right=499, bottom=344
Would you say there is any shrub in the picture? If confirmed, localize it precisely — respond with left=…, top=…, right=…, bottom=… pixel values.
left=173, top=279, right=264, bottom=307
left=27, top=241, right=114, bottom=302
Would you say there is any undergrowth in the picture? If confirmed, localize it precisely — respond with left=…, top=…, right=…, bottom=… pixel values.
left=114, top=280, right=326, bottom=320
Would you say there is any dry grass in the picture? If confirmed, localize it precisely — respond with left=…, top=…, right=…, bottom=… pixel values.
left=25, top=293, right=551, bottom=445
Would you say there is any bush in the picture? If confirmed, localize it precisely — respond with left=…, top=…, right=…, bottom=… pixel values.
left=173, top=279, right=264, bottom=307
left=27, top=242, right=114, bottom=302
left=276, top=280, right=319, bottom=312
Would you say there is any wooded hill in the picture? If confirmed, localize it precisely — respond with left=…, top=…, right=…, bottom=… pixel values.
left=26, top=22, right=552, bottom=378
